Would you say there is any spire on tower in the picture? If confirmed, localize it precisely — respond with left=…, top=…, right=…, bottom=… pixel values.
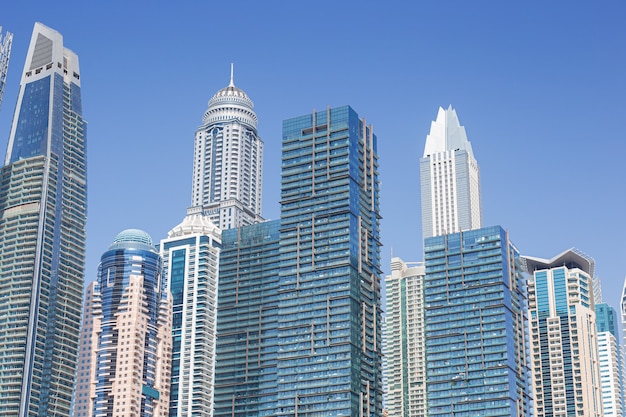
left=229, top=63, right=234, bottom=87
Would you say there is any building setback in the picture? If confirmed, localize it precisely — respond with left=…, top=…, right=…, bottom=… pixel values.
left=277, top=106, right=382, bottom=416
left=0, top=22, right=87, bottom=417
left=160, top=207, right=222, bottom=417
left=384, top=258, right=427, bottom=416
left=525, top=249, right=603, bottom=417
left=192, top=66, right=264, bottom=230
left=420, top=106, right=482, bottom=240
left=73, top=230, right=172, bottom=417
left=424, top=226, right=532, bottom=417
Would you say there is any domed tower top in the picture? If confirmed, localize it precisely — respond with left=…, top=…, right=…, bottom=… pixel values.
left=202, top=64, right=258, bottom=129
left=108, top=229, right=156, bottom=252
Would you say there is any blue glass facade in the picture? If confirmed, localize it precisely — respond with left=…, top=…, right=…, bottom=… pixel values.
left=214, top=220, right=281, bottom=417
left=277, top=106, right=382, bottom=416
left=0, top=24, right=87, bottom=417
left=424, top=226, right=532, bottom=417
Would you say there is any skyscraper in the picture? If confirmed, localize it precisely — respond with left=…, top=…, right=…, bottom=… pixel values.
left=277, top=106, right=382, bottom=416
left=213, top=220, right=280, bottom=417
left=384, top=258, right=427, bottom=417
left=0, top=26, right=12, bottom=109
left=420, top=106, right=482, bottom=240
left=160, top=207, right=221, bottom=417
left=525, top=249, right=603, bottom=417
left=595, top=302, right=625, bottom=417
left=0, top=23, right=87, bottom=417
left=192, top=65, right=264, bottom=230
left=424, top=226, right=532, bottom=417
left=72, top=230, right=172, bottom=417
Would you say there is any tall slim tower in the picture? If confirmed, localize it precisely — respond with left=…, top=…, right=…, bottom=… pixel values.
left=72, top=230, right=172, bottom=417
left=278, top=106, right=382, bottom=416
left=384, top=258, right=427, bottom=417
left=192, top=65, right=264, bottom=230
left=595, top=302, right=625, bottom=417
left=424, top=226, right=532, bottom=417
left=0, top=26, right=12, bottom=109
left=420, top=106, right=482, bottom=240
left=0, top=23, right=87, bottom=417
left=525, top=249, right=603, bottom=417
left=160, top=207, right=221, bottom=417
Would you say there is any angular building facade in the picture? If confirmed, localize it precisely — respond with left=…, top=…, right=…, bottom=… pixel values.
left=214, top=220, right=280, bottom=416
left=0, top=23, right=87, bottom=417
left=0, top=25, right=12, bottom=109
left=192, top=66, right=264, bottom=230
left=160, top=207, right=221, bottom=417
left=278, top=106, right=382, bottom=416
left=424, top=226, right=532, bottom=417
left=595, top=303, right=625, bottom=417
left=525, top=249, right=603, bottom=417
left=72, top=230, right=172, bottom=417
left=384, top=258, right=427, bottom=417
left=420, top=106, right=482, bottom=240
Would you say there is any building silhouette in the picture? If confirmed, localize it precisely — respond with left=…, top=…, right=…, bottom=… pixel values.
left=73, top=230, right=172, bottom=417
left=0, top=25, right=12, bottom=110
left=192, top=65, right=264, bottom=230
left=0, top=22, right=87, bottom=417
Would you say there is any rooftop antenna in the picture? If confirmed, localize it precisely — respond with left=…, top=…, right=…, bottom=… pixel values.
left=229, top=63, right=234, bottom=87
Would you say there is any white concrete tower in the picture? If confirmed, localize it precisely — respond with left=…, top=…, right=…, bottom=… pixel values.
left=420, top=106, right=482, bottom=240
left=192, top=65, right=264, bottom=229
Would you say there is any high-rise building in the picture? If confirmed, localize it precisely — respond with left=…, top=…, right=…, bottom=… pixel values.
left=192, top=65, right=263, bottom=230
left=0, top=25, right=12, bottom=109
left=384, top=257, right=427, bottom=417
left=420, top=106, right=482, bottom=240
left=72, top=230, right=172, bottom=417
left=595, top=302, right=625, bottom=417
left=159, top=207, right=221, bottom=417
left=424, top=226, right=532, bottom=417
left=213, top=220, right=280, bottom=417
left=0, top=23, right=87, bottom=417
left=277, top=106, right=382, bottom=416
left=525, top=249, right=603, bottom=417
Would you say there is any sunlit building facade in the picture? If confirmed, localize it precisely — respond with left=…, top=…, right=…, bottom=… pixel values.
left=526, top=249, right=603, bottom=417
left=160, top=207, right=221, bottom=417
left=73, top=230, right=172, bottom=417
left=192, top=66, right=264, bottom=229
left=424, top=226, right=532, bottom=417
left=595, top=302, right=624, bottom=417
left=277, top=106, right=382, bottom=416
left=420, top=106, right=481, bottom=240
left=0, top=25, right=12, bottom=109
left=384, top=258, right=427, bottom=417
left=0, top=23, right=87, bottom=417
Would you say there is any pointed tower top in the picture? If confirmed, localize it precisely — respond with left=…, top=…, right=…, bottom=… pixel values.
left=422, top=105, right=474, bottom=158
left=229, top=63, right=234, bottom=87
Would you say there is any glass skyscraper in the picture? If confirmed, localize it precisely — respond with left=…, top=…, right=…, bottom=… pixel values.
left=424, top=226, right=532, bottom=417
left=0, top=25, right=12, bottom=110
left=0, top=23, right=87, bottom=417
left=278, top=106, right=382, bottom=416
left=192, top=65, right=264, bottom=230
left=420, top=106, right=482, bottom=240
left=214, top=220, right=280, bottom=417
left=160, top=207, right=222, bottom=417
left=595, top=303, right=625, bottom=417
left=526, top=249, right=603, bottom=417
left=73, top=230, right=172, bottom=417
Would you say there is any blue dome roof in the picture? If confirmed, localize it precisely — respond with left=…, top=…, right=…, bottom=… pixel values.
left=108, top=229, right=155, bottom=251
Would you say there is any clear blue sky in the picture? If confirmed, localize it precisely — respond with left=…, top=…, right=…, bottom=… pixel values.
left=2, top=1, right=625, bottom=313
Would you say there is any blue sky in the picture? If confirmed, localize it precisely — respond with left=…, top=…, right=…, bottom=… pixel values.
left=2, top=1, right=625, bottom=312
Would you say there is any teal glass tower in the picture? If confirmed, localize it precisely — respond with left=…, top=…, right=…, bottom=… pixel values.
left=424, top=226, right=532, bottom=417
left=278, top=106, right=382, bottom=416
left=0, top=23, right=86, bottom=417
left=214, top=220, right=280, bottom=416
